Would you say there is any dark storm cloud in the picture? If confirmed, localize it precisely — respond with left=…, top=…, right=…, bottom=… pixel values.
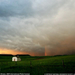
left=0, top=0, right=75, bottom=56
left=0, top=0, right=69, bottom=18
left=0, top=0, right=34, bottom=17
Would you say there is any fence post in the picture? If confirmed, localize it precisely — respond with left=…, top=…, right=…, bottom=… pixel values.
left=0, top=62, right=1, bottom=72
left=30, top=61, right=32, bottom=68
left=0, top=68, right=1, bottom=72
left=7, top=62, right=8, bottom=65
left=62, top=60, right=65, bottom=68
left=15, top=61, right=17, bottom=65
left=0, top=62, right=2, bottom=72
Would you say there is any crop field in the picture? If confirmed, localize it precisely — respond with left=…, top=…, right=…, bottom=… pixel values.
left=0, top=55, right=75, bottom=75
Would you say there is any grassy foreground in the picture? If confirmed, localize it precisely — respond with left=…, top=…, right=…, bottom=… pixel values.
left=0, top=55, right=75, bottom=75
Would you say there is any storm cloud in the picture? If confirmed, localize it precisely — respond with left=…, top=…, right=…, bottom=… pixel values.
left=0, top=0, right=75, bottom=56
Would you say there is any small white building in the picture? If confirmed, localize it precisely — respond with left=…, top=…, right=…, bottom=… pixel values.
left=12, top=55, right=21, bottom=61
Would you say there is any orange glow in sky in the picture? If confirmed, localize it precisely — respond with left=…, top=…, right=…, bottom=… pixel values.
left=0, top=48, right=29, bottom=55
left=0, top=48, right=43, bottom=56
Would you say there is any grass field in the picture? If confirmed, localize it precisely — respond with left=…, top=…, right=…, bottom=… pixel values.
left=0, top=54, right=75, bottom=75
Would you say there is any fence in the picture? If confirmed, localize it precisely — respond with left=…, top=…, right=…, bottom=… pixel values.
left=0, top=60, right=74, bottom=72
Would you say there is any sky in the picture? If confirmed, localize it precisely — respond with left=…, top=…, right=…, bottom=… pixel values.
left=0, top=0, right=75, bottom=56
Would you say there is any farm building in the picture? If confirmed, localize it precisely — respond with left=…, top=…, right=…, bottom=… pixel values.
left=12, top=55, right=21, bottom=61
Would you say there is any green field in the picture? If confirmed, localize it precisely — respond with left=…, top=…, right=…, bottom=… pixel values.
left=0, top=54, right=75, bottom=75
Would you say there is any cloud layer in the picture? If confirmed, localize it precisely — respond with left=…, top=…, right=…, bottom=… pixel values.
left=0, top=0, right=75, bottom=56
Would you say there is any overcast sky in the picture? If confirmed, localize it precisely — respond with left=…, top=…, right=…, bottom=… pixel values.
left=0, top=0, right=75, bottom=56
